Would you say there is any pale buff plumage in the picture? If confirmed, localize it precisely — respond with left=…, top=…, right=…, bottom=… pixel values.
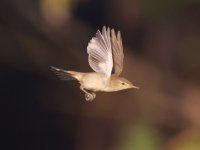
left=51, top=26, right=139, bottom=101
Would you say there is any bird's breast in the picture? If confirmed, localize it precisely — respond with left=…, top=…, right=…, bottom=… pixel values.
left=81, top=73, right=108, bottom=91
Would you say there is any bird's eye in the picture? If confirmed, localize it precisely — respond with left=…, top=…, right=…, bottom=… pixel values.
left=122, top=82, right=125, bottom=85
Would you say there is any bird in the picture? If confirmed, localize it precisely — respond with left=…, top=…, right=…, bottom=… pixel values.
left=51, top=26, right=139, bottom=101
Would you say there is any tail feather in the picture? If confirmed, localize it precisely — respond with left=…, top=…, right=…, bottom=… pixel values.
left=50, top=66, right=77, bottom=81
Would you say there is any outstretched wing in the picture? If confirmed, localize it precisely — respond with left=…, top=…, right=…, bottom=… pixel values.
left=111, top=29, right=124, bottom=76
left=87, top=26, right=113, bottom=77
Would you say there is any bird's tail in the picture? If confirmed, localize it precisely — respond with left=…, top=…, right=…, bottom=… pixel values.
left=50, top=66, right=82, bottom=81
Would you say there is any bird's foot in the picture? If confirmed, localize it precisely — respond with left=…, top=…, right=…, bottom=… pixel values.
left=85, top=92, right=96, bottom=101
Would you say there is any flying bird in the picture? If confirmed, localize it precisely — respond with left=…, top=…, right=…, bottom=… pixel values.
left=51, top=26, right=139, bottom=101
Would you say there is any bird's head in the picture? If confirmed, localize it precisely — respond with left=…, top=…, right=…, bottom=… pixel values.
left=110, top=76, right=139, bottom=91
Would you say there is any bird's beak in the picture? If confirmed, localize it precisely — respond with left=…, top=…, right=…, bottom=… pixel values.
left=130, top=85, right=140, bottom=89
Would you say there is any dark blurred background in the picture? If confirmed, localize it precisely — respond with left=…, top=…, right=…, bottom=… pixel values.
left=1, top=0, right=200, bottom=150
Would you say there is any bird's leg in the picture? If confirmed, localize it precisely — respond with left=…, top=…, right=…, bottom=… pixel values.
left=91, top=92, right=96, bottom=99
left=80, top=86, right=96, bottom=101
left=85, top=91, right=96, bottom=101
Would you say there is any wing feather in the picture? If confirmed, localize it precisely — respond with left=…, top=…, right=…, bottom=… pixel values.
left=87, top=26, right=113, bottom=77
left=111, top=29, right=124, bottom=76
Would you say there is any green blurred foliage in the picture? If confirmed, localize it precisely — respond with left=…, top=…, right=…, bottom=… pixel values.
left=114, top=121, right=161, bottom=150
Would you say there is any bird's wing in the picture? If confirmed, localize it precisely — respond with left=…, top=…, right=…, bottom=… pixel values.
left=111, top=29, right=124, bottom=76
left=87, top=26, right=113, bottom=77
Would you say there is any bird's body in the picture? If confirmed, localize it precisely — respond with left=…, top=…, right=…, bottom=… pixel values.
left=80, top=72, right=108, bottom=91
left=51, top=26, right=139, bottom=101
left=68, top=71, right=108, bottom=91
